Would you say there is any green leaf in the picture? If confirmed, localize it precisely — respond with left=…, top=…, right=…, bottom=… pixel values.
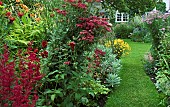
left=54, top=90, right=61, bottom=94
left=51, top=94, right=56, bottom=101
left=47, top=70, right=59, bottom=77
left=60, top=74, right=65, bottom=79
left=75, top=93, right=81, bottom=100
left=44, top=89, right=54, bottom=94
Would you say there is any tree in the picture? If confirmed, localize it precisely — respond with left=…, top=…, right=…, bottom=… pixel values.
left=103, top=0, right=156, bottom=16
left=156, top=1, right=166, bottom=12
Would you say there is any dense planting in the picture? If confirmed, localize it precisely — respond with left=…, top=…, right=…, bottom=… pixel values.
left=144, top=10, right=170, bottom=106
left=0, top=0, right=123, bottom=107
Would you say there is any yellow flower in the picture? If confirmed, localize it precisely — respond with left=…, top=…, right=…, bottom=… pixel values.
left=30, top=13, right=35, bottom=18
left=16, top=0, right=20, bottom=2
left=35, top=18, right=40, bottom=22
left=105, top=41, right=112, bottom=47
left=34, top=3, right=41, bottom=7
left=20, top=4, right=29, bottom=12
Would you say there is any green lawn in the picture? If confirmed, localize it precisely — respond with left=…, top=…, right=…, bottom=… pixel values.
left=105, top=39, right=164, bottom=107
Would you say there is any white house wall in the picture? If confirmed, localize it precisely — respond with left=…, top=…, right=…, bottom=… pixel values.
left=163, top=0, right=170, bottom=11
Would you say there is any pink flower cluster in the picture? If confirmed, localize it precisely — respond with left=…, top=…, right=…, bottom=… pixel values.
left=77, top=16, right=111, bottom=42
left=0, top=45, right=43, bottom=107
left=144, top=10, right=170, bottom=24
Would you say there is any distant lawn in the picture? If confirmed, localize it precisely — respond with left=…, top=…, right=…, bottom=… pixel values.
left=105, top=39, right=165, bottom=107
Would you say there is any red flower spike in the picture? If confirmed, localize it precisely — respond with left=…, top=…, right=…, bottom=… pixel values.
left=69, top=41, right=76, bottom=51
left=0, top=1, right=3, bottom=6
left=0, top=45, right=43, bottom=107
left=42, top=40, right=48, bottom=48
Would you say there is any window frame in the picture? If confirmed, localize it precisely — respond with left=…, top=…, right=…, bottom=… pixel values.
left=115, top=11, right=129, bottom=22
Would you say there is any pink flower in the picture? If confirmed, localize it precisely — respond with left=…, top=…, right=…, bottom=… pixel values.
left=64, top=61, right=71, bottom=65
left=161, top=28, right=165, bottom=31
left=0, top=1, right=3, bottom=6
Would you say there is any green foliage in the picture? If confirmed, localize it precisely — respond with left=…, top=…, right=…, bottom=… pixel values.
left=0, top=5, right=8, bottom=52
left=129, top=15, right=151, bottom=43
left=156, top=70, right=170, bottom=96
left=36, top=0, right=116, bottom=106
left=114, top=23, right=133, bottom=39
left=106, top=40, right=162, bottom=107
left=85, top=44, right=122, bottom=88
left=143, top=52, right=157, bottom=75
left=156, top=1, right=166, bottom=13
left=106, top=74, right=121, bottom=87
left=130, top=27, right=149, bottom=42
left=6, top=13, right=45, bottom=46
left=104, top=0, right=156, bottom=16
left=145, top=10, right=170, bottom=106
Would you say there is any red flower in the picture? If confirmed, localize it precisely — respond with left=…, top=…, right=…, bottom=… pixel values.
left=95, top=0, right=101, bottom=2
left=42, top=40, right=48, bottom=48
left=0, top=1, right=3, bottom=6
left=34, top=48, right=39, bottom=53
left=86, top=0, right=93, bottom=2
left=55, top=9, right=67, bottom=16
left=94, top=49, right=106, bottom=56
left=69, top=41, right=76, bottom=51
left=17, top=12, right=24, bottom=18
left=41, top=50, right=48, bottom=58
left=77, top=3, right=87, bottom=9
left=6, top=12, right=11, bottom=17
left=64, top=61, right=70, bottom=65
left=9, top=17, right=15, bottom=23
left=50, top=13, right=55, bottom=17
left=64, top=0, right=76, bottom=2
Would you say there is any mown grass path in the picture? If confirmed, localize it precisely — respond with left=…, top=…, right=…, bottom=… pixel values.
left=105, top=40, right=164, bottom=107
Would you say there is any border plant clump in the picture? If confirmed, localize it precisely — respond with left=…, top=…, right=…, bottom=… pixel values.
left=144, top=10, right=170, bottom=106
left=0, top=0, right=122, bottom=107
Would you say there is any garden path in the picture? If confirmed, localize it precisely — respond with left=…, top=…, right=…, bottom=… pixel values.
left=105, top=40, right=164, bottom=107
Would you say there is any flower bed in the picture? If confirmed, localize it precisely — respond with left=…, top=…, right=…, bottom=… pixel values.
left=0, top=0, right=123, bottom=106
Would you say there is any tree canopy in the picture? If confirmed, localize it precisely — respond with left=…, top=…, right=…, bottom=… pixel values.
left=103, top=0, right=157, bottom=16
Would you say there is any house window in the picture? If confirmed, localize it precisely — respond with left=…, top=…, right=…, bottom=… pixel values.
left=123, top=13, right=128, bottom=21
left=117, top=13, right=122, bottom=21
left=115, top=11, right=129, bottom=22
